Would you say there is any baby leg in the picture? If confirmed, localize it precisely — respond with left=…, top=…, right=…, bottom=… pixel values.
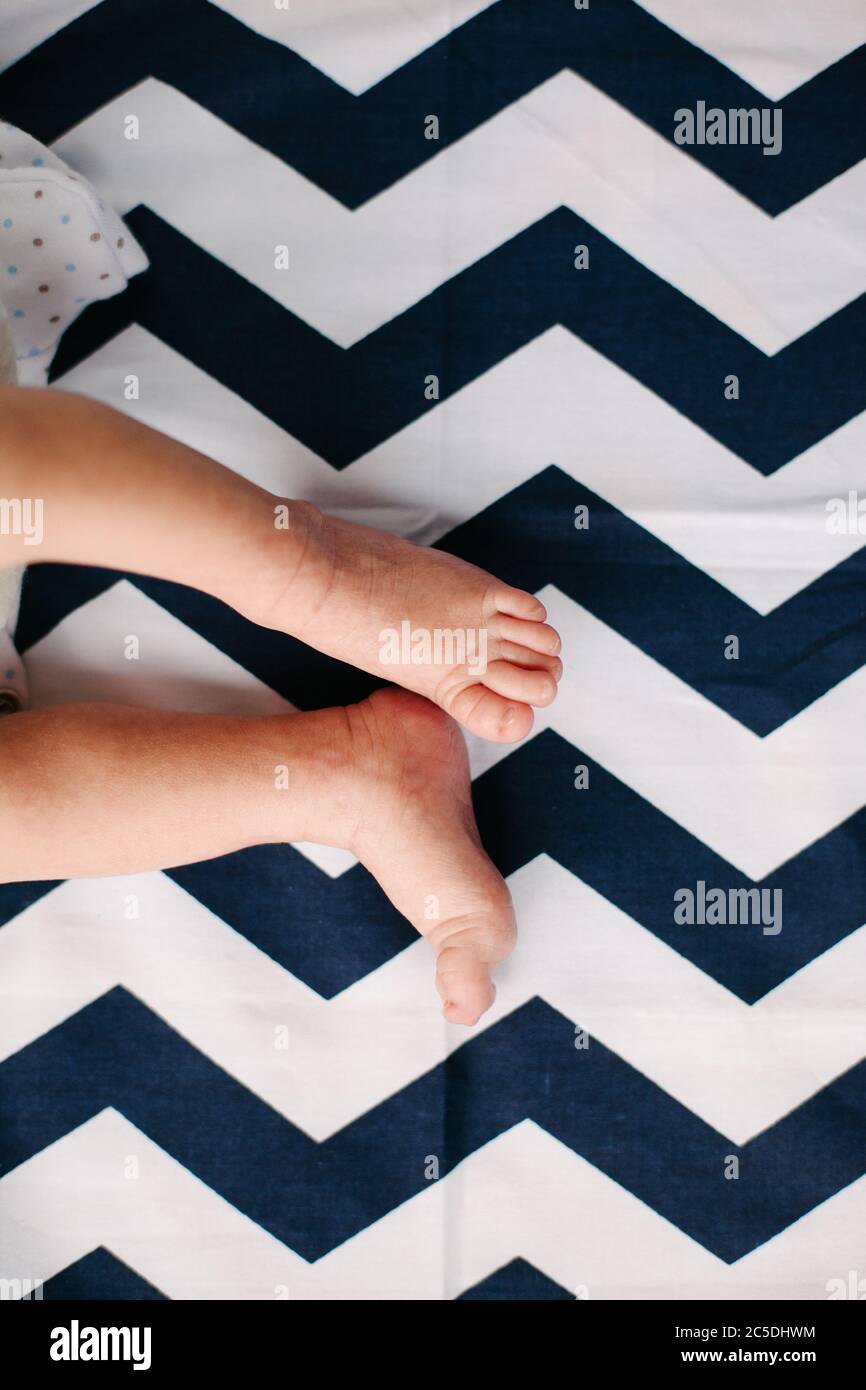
left=0, top=688, right=514, bottom=1024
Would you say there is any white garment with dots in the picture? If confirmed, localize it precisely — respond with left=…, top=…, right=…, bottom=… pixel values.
left=0, top=120, right=147, bottom=376
left=0, top=121, right=148, bottom=706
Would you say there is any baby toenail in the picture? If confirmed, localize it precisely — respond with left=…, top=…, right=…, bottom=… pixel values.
left=502, top=707, right=517, bottom=726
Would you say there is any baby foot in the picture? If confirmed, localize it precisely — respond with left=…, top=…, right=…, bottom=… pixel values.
left=309, top=688, right=516, bottom=1025
left=253, top=502, right=561, bottom=743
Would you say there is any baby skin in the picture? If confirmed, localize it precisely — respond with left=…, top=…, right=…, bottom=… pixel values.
left=258, top=504, right=562, bottom=743
left=0, top=386, right=561, bottom=1022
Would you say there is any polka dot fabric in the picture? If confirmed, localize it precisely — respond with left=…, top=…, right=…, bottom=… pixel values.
left=0, top=121, right=148, bottom=372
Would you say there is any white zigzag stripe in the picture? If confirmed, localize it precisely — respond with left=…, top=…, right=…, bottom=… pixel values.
left=55, top=326, right=866, bottom=616
left=638, top=0, right=866, bottom=101
left=2, top=1113, right=864, bottom=1299
left=23, top=547, right=866, bottom=880
left=534, top=586, right=866, bottom=882
left=26, top=580, right=289, bottom=719
left=0, top=859, right=864, bottom=1145
left=210, top=0, right=497, bottom=96
left=53, top=75, right=866, bottom=355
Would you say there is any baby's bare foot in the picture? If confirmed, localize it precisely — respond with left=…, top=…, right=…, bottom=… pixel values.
left=307, top=688, right=515, bottom=1025
left=252, top=502, right=561, bottom=743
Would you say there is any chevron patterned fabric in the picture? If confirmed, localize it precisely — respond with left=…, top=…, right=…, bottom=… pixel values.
left=1, top=0, right=865, bottom=1302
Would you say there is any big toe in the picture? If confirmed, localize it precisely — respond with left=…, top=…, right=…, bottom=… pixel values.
left=432, top=906, right=516, bottom=1027
left=437, top=949, right=496, bottom=1025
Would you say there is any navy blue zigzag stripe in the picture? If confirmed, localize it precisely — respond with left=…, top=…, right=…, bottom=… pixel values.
left=32, top=1249, right=569, bottom=1300
left=19, top=469, right=866, bottom=737
left=34, top=1248, right=167, bottom=1301
left=2, top=727, right=864, bottom=1004
left=176, top=730, right=866, bottom=1005
left=48, top=208, right=866, bottom=475
left=457, top=1259, right=574, bottom=1300
left=1, top=990, right=864, bottom=1265
left=1, top=0, right=863, bottom=215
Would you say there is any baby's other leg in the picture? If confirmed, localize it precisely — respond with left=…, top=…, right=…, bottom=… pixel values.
left=0, top=689, right=513, bottom=1024
left=0, top=384, right=561, bottom=747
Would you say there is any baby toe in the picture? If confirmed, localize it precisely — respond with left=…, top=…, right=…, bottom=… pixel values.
left=496, top=614, right=561, bottom=657
left=496, top=640, right=563, bottom=681
left=434, top=904, right=516, bottom=1026
left=493, top=585, right=547, bottom=621
left=483, top=659, right=557, bottom=708
left=447, top=683, right=534, bottom=742
left=436, top=948, right=496, bottom=1027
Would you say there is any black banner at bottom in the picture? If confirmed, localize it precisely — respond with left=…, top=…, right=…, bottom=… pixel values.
left=4, top=1297, right=861, bottom=1375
